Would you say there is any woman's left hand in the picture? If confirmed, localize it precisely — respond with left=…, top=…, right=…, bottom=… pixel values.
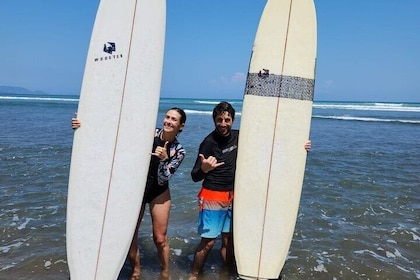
left=151, top=141, right=169, bottom=161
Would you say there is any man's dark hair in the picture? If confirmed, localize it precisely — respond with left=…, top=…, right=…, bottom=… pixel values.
left=212, top=101, right=235, bottom=121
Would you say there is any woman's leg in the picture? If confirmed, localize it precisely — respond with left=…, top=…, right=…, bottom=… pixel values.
left=128, top=203, right=146, bottom=279
left=150, top=188, right=171, bottom=276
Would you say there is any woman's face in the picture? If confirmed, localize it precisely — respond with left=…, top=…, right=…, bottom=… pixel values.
left=162, top=109, right=185, bottom=134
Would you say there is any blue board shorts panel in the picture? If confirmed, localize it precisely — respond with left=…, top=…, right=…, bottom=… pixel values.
left=197, top=187, right=233, bottom=238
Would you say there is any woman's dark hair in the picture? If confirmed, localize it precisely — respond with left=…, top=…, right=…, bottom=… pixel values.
left=169, top=107, right=187, bottom=132
left=212, top=101, right=235, bottom=121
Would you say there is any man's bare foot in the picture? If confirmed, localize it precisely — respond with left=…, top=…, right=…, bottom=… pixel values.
left=159, top=270, right=169, bottom=280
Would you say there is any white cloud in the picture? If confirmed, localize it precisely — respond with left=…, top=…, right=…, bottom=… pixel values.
left=209, top=72, right=246, bottom=88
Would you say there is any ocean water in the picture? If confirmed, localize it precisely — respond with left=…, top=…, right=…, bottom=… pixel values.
left=0, top=94, right=419, bottom=280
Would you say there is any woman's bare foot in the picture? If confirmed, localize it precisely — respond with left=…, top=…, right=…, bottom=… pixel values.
left=129, top=274, right=140, bottom=280
left=188, top=273, right=198, bottom=280
left=129, top=248, right=141, bottom=280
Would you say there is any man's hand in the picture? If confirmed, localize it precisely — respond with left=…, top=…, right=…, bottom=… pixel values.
left=199, top=154, right=224, bottom=173
left=305, top=140, right=311, bottom=152
left=72, top=113, right=81, bottom=130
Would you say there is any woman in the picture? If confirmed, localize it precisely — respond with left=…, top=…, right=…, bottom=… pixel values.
left=72, top=107, right=187, bottom=279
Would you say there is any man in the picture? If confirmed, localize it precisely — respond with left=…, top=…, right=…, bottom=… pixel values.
left=189, top=101, right=311, bottom=279
left=189, top=101, right=238, bottom=279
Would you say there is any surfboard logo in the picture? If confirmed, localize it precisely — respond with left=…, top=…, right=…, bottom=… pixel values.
left=258, top=68, right=270, bottom=77
left=103, top=42, right=116, bottom=54
left=93, top=42, right=123, bottom=62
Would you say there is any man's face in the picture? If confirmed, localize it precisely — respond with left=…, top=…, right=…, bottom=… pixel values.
left=214, top=111, right=233, bottom=137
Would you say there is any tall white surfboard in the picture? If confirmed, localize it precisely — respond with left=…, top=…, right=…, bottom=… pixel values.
left=66, top=0, right=166, bottom=279
left=233, top=0, right=317, bottom=279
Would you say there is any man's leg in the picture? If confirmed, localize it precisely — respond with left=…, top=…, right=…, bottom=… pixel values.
left=221, top=232, right=234, bottom=265
left=190, top=237, right=216, bottom=280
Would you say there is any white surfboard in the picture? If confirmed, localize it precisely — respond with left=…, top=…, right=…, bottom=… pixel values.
left=66, top=0, right=166, bottom=279
left=233, top=0, right=317, bottom=279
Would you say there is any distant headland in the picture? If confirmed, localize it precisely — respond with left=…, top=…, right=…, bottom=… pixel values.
left=0, top=85, right=48, bottom=95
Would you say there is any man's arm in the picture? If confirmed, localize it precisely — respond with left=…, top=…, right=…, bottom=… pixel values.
left=191, top=153, right=206, bottom=182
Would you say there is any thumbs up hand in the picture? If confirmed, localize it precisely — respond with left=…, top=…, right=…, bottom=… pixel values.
left=151, top=141, right=169, bottom=161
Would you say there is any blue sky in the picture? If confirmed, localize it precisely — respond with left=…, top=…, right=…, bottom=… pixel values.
left=1, top=0, right=419, bottom=102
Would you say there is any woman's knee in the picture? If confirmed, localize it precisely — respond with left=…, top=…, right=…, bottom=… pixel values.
left=153, top=233, right=168, bottom=247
